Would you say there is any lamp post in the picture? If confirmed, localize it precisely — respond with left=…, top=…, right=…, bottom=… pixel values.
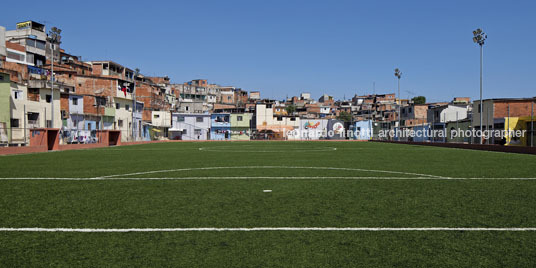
left=47, top=27, right=61, bottom=128
left=394, top=68, right=402, bottom=132
left=473, top=28, right=487, bottom=144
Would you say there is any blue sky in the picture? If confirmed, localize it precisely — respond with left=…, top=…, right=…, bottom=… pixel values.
left=2, top=0, right=535, bottom=102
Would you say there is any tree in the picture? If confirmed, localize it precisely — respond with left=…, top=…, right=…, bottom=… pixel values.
left=411, top=96, right=426, bottom=104
left=285, top=105, right=296, bottom=115
left=337, top=111, right=352, bottom=122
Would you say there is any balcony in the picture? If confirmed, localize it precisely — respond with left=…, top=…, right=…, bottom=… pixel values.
left=28, top=77, right=74, bottom=93
left=104, top=107, right=115, bottom=117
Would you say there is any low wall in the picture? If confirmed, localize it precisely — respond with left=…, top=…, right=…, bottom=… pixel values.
left=58, top=143, right=108, bottom=151
left=0, top=145, right=48, bottom=155
left=372, top=140, right=536, bottom=155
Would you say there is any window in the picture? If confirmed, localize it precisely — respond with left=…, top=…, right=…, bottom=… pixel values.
left=177, top=116, right=185, bottom=122
left=154, top=114, right=160, bottom=118
left=196, top=117, right=204, bottom=123
left=237, top=116, right=243, bottom=121
left=194, top=129, right=201, bottom=135
left=12, top=90, right=22, bottom=100
left=26, top=39, right=36, bottom=47
left=277, top=116, right=283, bottom=121
left=27, top=113, right=39, bottom=121
left=290, top=117, right=296, bottom=121
left=36, top=40, right=46, bottom=50
left=183, top=129, right=187, bottom=135
left=7, top=51, right=25, bottom=62
left=116, top=103, right=120, bottom=109
left=11, top=119, right=20, bottom=128
left=95, top=97, right=106, bottom=106
left=45, top=95, right=52, bottom=103
left=72, top=98, right=78, bottom=105
left=118, top=120, right=124, bottom=128
left=125, top=104, right=130, bottom=111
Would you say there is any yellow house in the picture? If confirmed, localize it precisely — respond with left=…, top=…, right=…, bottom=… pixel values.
left=504, top=116, right=535, bottom=146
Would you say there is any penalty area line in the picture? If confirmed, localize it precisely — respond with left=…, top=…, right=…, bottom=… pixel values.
left=1, top=227, right=536, bottom=232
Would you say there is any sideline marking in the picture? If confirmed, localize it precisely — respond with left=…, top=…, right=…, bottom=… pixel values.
left=1, top=176, right=536, bottom=181
left=1, top=227, right=536, bottom=232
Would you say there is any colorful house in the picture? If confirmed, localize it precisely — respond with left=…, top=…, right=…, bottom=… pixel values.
left=230, top=113, right=252, bottom=140
left=211, top=113, right=231, bottom=140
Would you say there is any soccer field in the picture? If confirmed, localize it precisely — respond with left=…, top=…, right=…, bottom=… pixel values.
left=1, top=141, right=536, bottom=267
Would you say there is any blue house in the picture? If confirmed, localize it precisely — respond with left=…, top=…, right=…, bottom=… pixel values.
left=412, top=124, right=431, bottom=142
left=210, top=113, right=231, bottom=140
left=354, top=120, right=373, bottom=140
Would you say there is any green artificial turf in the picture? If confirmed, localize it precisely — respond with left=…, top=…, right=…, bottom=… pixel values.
left=1, top=141, right=536, bottom=267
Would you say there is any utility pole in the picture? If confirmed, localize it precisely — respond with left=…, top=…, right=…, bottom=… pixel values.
left=132, top=68, right=139, bottom=141
left=507, top=103, right=510, bottom=145
left=473, top=28, right=487, bottom=144
left=531, top=101, right=534, bottom=147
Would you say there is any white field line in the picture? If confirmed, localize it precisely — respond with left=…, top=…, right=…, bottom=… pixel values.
left=98, top=166, right=446, bottom=179
left=198, top=147, right=338, bottom=153
left=1, top=177, right=536, bottom=181
left=1, top=227, right=536, bottom=232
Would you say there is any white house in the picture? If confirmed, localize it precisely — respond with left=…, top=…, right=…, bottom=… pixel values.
left=170, top=113, right=211, bottom=140
left=427, top=104, right=470, bottom=123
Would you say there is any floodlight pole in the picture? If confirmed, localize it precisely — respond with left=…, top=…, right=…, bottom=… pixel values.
left=50, top=47, right=54, bottom=128
left=479, top=44, right=483, bottom=144
left=397, top=77, right=400, bottom=130
left=473, top=28, right=486, bottom=144
left=394, top=68, right=402, bottom=134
